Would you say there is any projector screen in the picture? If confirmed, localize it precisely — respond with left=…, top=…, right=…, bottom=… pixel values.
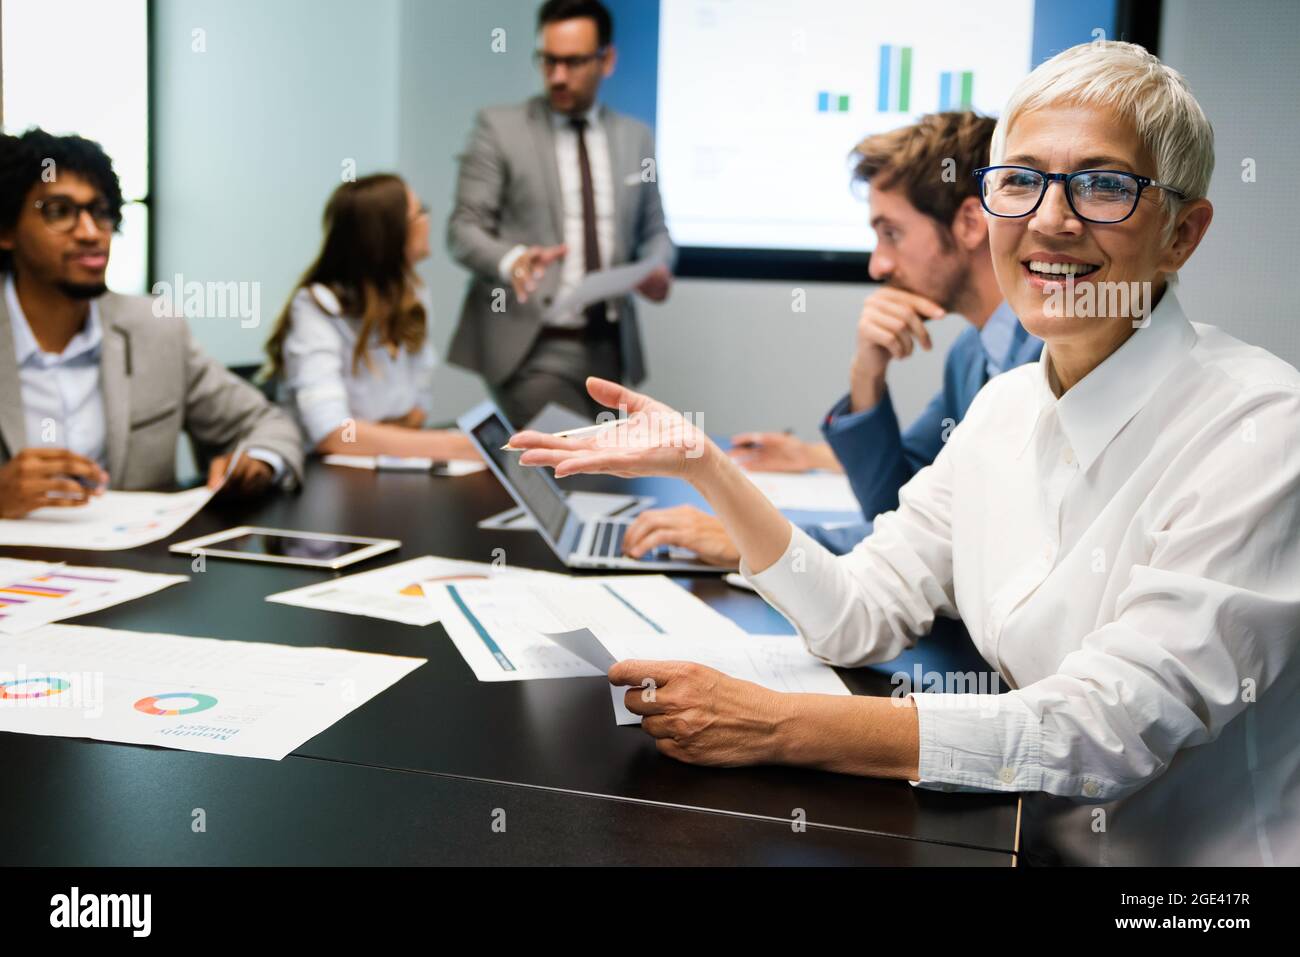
left=601, top=0, right=1148, bottom=280
left=656, top=0, right=1035, bottom=253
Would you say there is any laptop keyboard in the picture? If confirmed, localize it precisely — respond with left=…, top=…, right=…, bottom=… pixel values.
left=590, top=521, right=670, bottom=561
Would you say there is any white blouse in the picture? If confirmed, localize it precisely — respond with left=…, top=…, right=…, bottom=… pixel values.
left=279, top=283, right=437, bottom=448
left=744, top=290, right=1299, bottom=866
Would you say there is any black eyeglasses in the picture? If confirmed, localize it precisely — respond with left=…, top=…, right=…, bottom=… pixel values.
left=973, top=165, right=1187, bottom=224
left=533, top=49, right=606, bottom=72
left=34, top=197, right=120, bottom=233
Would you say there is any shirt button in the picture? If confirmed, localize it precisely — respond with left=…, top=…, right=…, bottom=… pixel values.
left=1041, top=545, right=1053, bottom=562
left=998, top=767, right=1016, bottom=784
left=1062, top=447, right=1075, bottom=466
left=1082, top=780, right=1100, bottom=798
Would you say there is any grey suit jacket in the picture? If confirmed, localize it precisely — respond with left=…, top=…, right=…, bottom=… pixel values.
left=446, top=96, right=674, bottom=386
left=0, top=289, right=305, bottom=491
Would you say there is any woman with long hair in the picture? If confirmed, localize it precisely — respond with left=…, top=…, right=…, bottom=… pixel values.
left=265, top=173, right=477, bottom=460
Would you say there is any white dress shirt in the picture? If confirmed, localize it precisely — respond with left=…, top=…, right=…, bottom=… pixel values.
left=744, top=289, right=1299, bottom=865
left=5, top=273, right=107, bottom=466
left=279, top=284, right=438, bottom=449
left=498, top=103, right=617, bottom=328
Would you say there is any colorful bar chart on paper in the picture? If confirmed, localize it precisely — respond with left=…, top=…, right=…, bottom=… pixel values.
left=939, top=70, right=975, bottom=109
left=877, top=43, right=912, bottom=112
left=0, top=559, right=186, bottom=635
left=816, top=91, right=851, bottom=113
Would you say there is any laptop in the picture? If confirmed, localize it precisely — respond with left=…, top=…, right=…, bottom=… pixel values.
left=459, top=400, right=728, bottom=573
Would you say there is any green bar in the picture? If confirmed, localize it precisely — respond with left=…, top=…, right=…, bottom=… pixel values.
left=960, top=71, right=973, bottom=109
left=838, top=94, right=850, bottom=112
left=898, top=47, right=912, bottom=111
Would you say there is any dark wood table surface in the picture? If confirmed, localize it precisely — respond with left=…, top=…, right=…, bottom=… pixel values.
left=0, top=460, right=1018, bottom=865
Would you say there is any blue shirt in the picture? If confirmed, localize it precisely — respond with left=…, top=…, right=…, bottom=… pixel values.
left=805, top=301, right=1043, bottom=554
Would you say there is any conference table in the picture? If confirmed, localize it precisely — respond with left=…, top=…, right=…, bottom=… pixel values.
left=0, top=459, right=1019, bottom=866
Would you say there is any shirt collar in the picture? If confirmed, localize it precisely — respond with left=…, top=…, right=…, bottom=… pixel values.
left=1024, top=287, right=1197, bottom=472
left=5, top=271, right=103, bottom=365
left=979, top=300, right=1026, bottom=376
left=977, top=299, right=1040, bottom=377
left=551, top=102, right=602, bottom=129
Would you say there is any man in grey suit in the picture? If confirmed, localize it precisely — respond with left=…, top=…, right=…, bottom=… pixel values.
left=447, top=0, right=675, bottom=426
left=0, top=129, right=303, bottom=519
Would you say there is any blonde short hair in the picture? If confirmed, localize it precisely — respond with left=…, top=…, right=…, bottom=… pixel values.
left=991, top=41, right=1214, bottom=222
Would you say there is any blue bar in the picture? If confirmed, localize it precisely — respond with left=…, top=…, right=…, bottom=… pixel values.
left=878, top=44, right=891, bottom=111
left=817, top=90, right=829, bottom=112
left=939, top=71, right=951, bottom=109
left=446, top=584, right=515, bottom=672
left=600, top=584, right=665, bottom=634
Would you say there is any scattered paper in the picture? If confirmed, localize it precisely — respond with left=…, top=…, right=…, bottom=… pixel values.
left=321, top=454, right=486, bottom=476
left=0, top=559, right=187, bottom=635
left=0, top=487, right=214, bottom=550
left=542, top=627, right=618, bottom=672
left=265, top=555, right=565, bottom=627
left=0, top=623, right=425, bottom=760
left=746, top=471, right=863, bottom=514
left=425, top=574, right=747, bottom=682
left=543, top=253, right=668, bottom=323
left=477, top=491, right=654, bottom=531
left=596, top=631, right=850, bottom=725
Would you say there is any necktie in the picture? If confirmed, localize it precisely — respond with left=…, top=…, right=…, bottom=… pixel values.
left=570, top=117, right=605, bottom=327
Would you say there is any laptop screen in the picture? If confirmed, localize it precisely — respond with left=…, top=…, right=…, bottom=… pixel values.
left=470, top=412, right=572, bottom=546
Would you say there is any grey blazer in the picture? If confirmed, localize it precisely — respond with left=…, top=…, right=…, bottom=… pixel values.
left=0, top=289, right=305, bottom=491
left=446, top=96, right=674, bottom=387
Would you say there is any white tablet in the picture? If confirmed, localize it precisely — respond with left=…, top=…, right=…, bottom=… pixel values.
left=169, top=526, right=399, bottom=570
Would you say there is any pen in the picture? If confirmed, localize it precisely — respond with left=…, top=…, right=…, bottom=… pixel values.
left=501, top=419, right=625, bottom=451
left=732, top=427, right=793, bottom=450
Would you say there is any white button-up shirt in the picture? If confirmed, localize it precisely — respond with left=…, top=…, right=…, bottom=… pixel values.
left=499, top=104, right=616, bottom=328
left=279, top=284, right=438, bottom=449
left=5, top=273, right=107, bottom=466
left=745, top=289, right=1300, bottom=865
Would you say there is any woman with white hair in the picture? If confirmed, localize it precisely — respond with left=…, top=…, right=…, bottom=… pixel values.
left=509, top=41, right=1298, bottom=866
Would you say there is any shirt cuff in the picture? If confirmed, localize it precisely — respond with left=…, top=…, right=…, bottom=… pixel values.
left=908, top=690, right=1044, bottom=793
left=498, top=244, right=528, bottom=283
left=740, top=523, right=845, bottom=642
left=245, top=447, right=288, bottom=486
left=822, top=390, right=893, bottom=439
